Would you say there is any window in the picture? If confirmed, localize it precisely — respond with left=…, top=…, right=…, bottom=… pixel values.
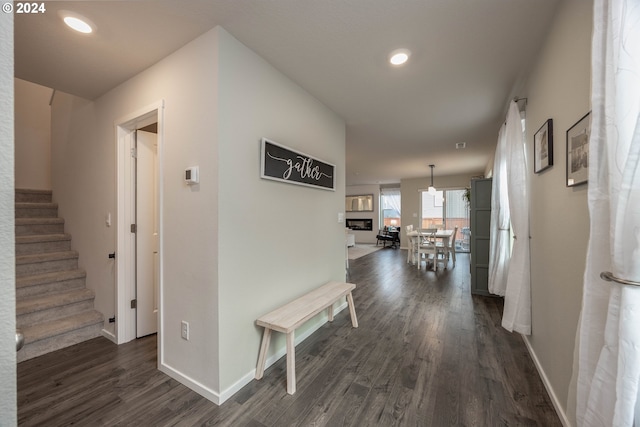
left=419, top=188, right=470, bottom=252
left=380, top=187, right=401, bottom=228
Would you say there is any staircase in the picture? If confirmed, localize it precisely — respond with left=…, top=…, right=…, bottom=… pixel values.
left=15, top=189, right=104, bottom=362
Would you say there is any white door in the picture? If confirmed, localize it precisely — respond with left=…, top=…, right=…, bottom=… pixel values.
left=136, top=130, right=158, bottom=337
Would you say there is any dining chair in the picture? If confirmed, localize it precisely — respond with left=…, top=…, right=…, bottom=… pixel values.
left=406, top=232, right=417, bottom=264
left=417, top=228, right=438, bottom=270
left=436, top=226, right=458, bottom=269
left=376, top=228, right=395, bottom=247
left=448, top=226, right=458, bottom=267
left=404, top=225, right=416, bottom=263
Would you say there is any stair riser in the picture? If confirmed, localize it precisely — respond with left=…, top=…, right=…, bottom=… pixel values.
left=14, top=190, right=104, bottom=362
left=16, top=223, right=65, bottom=236
left=16, top=258, right=78, bottom=277
left=17, top=277, right=86, bottom=299
left=18, top=299, right=95, bottom=328
left=16, top=239, right=71, bottom=256
left=15, top=207, right=58, bottom=218
left=17, top=322, right=103, bottom=363
left=15, top=191, right=52, bottom=203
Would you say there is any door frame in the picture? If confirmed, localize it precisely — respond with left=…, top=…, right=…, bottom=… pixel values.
left=115, top=100, right=164, bottom=346
left=135, top=130, right=159, bottom=338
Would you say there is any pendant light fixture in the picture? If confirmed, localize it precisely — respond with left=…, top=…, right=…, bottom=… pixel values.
left=428, top=164, right=437, bottom=195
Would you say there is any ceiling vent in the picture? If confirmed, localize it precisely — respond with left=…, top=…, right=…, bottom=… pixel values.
left=456, top=142, right=466, bottom=149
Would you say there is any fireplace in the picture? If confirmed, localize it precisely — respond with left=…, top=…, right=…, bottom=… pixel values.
left=346, top=218, right=373, bottom=231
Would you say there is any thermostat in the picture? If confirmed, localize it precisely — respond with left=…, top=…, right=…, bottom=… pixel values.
left=185, top=166, right=199, bottom=185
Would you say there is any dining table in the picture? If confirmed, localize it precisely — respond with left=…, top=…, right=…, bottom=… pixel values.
left=406, top=229, right=455, bottom=266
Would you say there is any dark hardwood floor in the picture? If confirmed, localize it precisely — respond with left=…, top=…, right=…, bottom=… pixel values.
left=17, top=249, right=562, bottom=426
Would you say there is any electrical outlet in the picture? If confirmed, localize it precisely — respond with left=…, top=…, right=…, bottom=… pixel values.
left=181, top=320, right=189, bottom=340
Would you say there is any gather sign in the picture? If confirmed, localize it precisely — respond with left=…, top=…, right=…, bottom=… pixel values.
left=260, top=138, right=335, bottom=191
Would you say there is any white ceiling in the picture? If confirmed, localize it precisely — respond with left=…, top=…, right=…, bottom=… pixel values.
left=14, top=0, right=561, bottom=186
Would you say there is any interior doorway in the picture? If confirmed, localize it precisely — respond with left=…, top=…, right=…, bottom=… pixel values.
left=115, top=101, right=163, bottom=345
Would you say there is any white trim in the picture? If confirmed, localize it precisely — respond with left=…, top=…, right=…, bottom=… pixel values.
left=101, top=328, right=117, bottom=344
left=155, top=110, right=165, bottom=370
left=115, top=100, right=164, bottom=347
left=115, top=128, right=136, bottom=344
left=522, top=335, right=570, bottom=427
left=113, top=101, right=164, bottom=131
left=157, top=302, right=348, bottom=406
left=160, top=363, right=221, bottom=405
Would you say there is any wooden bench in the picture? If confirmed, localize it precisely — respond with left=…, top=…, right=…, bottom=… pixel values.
left=254, top=281, right=358, bottom=394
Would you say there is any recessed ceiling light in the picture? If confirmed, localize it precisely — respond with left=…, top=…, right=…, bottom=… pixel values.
left=60, top=11, right=95, bottom=34
left=389, top=49, right=411, bottom=66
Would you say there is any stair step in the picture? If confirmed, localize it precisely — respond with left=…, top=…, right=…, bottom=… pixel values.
left=15, top=202, right=58, bottom=218
left=17, top=288, right=96, bottom=328
left=17, top=269, right=87, bottom=298
left=16, top=250, right=79, bottom=277
left=14, top=189, right=104, bottom=362
left=16, top=217, right=65, bottom=236
left=16, top=233, right=72, bottom=255
left=17, top=310, right=104, bottom=363
left=15, top=189, right=52, bottom=203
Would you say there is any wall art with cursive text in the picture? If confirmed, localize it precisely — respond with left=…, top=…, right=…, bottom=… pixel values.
left=260, top=138, right=335, bottom=191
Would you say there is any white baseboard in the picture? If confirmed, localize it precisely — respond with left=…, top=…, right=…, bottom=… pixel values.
left=101, top=328, right=117, bottom=344
left=153, top=302, right=348, bottom=406
left=522, top=335, right=571, bottom=427
left=217, top=301, right=349, bottom=404
left=160, top=362, right=221, bottom=405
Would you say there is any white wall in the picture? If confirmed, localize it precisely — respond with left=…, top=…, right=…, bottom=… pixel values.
left=400, top=173, right=479, bottom=247
left=0, top=13, right=17, bottom=427
left=216, top=28, right=346, bottom=394
left=52, top=29, right=221, bottom=397
left=14, top=78, right=51, bottom=190
left=511, top=1, right=593, bottom=424
left=50, top=25, right=346, bottom=403
left=346, top=184, right=380, bottom=243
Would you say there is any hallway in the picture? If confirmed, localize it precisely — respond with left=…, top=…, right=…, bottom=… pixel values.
left=18, top=249, right=561, bottom=426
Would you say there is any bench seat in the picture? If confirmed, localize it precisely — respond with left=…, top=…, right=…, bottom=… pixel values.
left=255, top=281, right=358, bottom=394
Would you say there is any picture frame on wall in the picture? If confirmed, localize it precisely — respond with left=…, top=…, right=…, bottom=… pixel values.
left=260, top=138, right=335, bottom=191
left=534, top=118, right=553, bottom=173
left=566, top=112, right=591, bottom=187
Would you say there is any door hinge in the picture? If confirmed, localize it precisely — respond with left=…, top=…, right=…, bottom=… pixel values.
left=131, top=147, right=137, bottom=158
left=130, top=224, right=137, bottom=233
left=130, top=299, right=137, bottom=309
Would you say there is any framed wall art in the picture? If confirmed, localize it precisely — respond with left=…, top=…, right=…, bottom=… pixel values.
left=566, top=112, right=591, bottom=187
left=260, top=138, right=335, bottom=191
left=534, top=119, right=553, bottom=173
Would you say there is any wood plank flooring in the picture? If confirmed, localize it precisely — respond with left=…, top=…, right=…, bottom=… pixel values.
left=17, top=249, right=562, bottom=426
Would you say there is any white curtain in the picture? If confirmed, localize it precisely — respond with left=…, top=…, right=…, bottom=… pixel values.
left=501, top=101, right=531, bottom=335
left=489, top=124, right=511, bottom=296
left=576, top=0, right=640, bottom=425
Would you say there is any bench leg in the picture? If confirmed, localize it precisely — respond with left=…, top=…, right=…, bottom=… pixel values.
left=255, top=327, right=271, bottom=380
left=286, top=331, right=296, bottom=394
left=346, top=292, right=359, bottom=328
left=328, top=304, right=334, bottom=322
